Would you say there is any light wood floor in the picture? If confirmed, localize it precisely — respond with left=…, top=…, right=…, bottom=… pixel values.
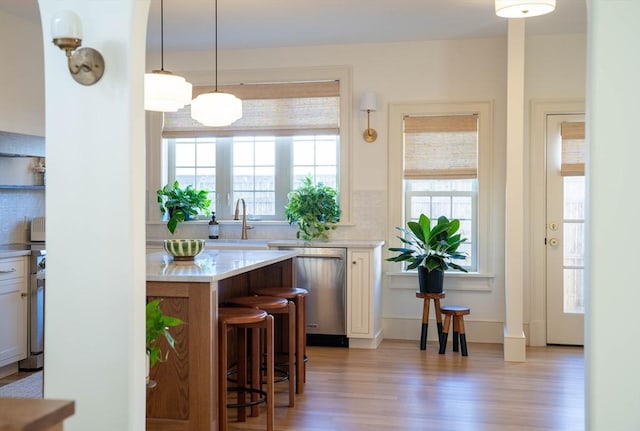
left=228, top=340, right=584, bottom=431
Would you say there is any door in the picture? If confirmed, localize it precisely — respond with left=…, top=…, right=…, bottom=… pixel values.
left=546, top=114, right=586, bottom=345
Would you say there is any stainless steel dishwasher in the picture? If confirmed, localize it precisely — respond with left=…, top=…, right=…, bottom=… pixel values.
left=277, top=246, right=348, bottom=347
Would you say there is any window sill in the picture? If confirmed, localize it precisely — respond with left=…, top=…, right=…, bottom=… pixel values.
left=386, top=270, right=495, bottom=292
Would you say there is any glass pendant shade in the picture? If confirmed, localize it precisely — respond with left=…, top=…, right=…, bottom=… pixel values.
left=191, top=92, right=243, bottom=127
left=144, top=71, right=192, bottom=112
left=495, top=0, right=555, bottom=18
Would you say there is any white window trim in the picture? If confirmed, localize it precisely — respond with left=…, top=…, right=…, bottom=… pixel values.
left=387, top=101, right=493, bottom=276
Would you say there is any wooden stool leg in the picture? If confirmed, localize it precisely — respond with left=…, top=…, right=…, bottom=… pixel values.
left=265, top=315, right=275, bottom=431
left=459, top=316, right=468, bottom=356
left=219, top=321, right=229, bottom=431
left=452, top=316, right=460, bottom=352
left=296, top=294, right=306, bottom=393
left=286, top=302, right=296, bottom=407
left=420, top=298, right=430, bottom=350
left=434, top=298, right=443, bottom=350
left=439, top=314, right=451, bottom=354
left=250, top=327, right=261, bottom=417
left=237, top=327, right=247, bottom=421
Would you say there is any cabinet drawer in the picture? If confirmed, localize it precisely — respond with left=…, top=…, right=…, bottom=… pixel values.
left=0, top=258, right=26, bottom=282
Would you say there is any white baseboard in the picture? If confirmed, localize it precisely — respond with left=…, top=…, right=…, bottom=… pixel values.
left=0, top=362, right=18, bottom=379
left=349, top=329, right=384, bottom=349
left=383, top=317, right=505, bottom=344
left=504, top=329, right=527, bottom=362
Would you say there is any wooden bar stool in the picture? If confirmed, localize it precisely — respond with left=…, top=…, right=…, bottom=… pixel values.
left=227, top=295, right=296, bottom=408
left=253, top=287, right=308, bottom=394
left=438, top=305, right=470, bottom=356
left=415, top=292, right=446, bottom=351
left=218, top=307, right=274, bottom=431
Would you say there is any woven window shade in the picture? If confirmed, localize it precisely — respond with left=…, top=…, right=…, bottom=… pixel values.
left=163, top=81, right=340, bottom=137
left=561, top=121, right=585, bottom=176
left=403, top=115, right=478, bottom=179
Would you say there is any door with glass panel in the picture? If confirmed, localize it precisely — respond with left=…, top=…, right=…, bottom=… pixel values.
left=546, top=114, right=585, bottom=345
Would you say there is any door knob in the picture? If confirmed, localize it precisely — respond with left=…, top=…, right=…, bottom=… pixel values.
left=549, top=238, right=559, bottom=246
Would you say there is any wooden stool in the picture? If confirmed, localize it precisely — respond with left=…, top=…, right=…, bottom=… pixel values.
left=218, top=307, right=274, bottom=431
left=415, top=292, right=446, bottom=351
left=439, top=305, right=470, bottom=356
left=253, top=287, right=308, bottom=394
left=227, top=295, right=296, bottom=408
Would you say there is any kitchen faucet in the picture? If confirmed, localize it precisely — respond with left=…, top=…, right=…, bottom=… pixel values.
left=233, top=198, right=254, bottom=239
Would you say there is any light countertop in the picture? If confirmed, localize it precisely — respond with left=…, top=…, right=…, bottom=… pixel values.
left=146, top=239, right=384, bottom=250
left=146, top=249, right=298, bottom=283
left=0, top=244, right=31, bottom=259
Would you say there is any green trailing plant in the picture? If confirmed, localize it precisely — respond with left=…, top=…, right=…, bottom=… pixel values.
left=387, top=214, right=468, bottom=273
left=146, top=299, right=184, bottom=369
left=285, top=176, right=341, bottom=240
left=157, top=181, right=211, bottom=234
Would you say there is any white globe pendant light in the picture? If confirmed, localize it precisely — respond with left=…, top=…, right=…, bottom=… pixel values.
left=144, top=0, right=192, bottom=112
left=495, top=0, right=556, bottom=18
left=190, top=0, right=242, bottom=127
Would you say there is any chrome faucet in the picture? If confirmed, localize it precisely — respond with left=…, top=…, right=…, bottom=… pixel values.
left=233, top=198, right=254, bottom=239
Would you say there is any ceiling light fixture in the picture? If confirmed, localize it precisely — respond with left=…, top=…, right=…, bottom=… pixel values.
left=190, top=0, right=242, bottom=127
left=495, top=0, right=556, bottom=18
left=144, top=0, right=192, bottom=112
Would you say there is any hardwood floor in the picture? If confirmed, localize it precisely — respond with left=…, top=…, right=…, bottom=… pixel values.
left=228, top=340, right=584, bottom=431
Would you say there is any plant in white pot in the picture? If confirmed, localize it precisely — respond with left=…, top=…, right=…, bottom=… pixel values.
left=387, top=214, right=468, bottom=293
left=285, top=176, right=341, bottom=241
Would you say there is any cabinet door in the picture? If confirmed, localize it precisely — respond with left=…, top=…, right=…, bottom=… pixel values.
left=0, top=277, right=27, bottom=365
left=347, top=250, right=372, bottom=337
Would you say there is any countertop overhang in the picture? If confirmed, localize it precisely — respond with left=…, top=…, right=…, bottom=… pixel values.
left=146, top=249, right=298, bottom=282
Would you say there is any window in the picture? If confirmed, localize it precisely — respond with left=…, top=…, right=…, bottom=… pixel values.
left=164, top=80, right=341, bottom=220
left=388, top=102, right=493, bottom=274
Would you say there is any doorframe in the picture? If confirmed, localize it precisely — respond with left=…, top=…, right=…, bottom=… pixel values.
left=528, top=100, right=585, bottom=346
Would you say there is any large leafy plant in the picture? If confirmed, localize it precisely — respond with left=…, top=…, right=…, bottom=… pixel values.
left=387, top=214, right=468, bottom=273
left=157, top=181, right=211, bottom=234
left=146, top=299, right=184, bottom=369
left=285, top=176, right=341, bottom=240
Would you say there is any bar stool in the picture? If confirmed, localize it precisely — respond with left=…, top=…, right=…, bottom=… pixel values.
left=415, top=292, right=446, bottom=351
left=253, top=287, right=308, bottom=394
left=227, top=295, right=296, bottom=408
left=218, top=307, right=274, bottom=431
left=438, top=305, right=470, bottom=356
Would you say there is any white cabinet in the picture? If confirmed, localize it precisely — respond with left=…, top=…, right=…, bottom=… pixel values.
left=0, top=257, right=28, bottom=367
left=346, top=245, right=382, bottom=348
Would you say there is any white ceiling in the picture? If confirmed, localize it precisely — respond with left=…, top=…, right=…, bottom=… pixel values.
left=1, top=0, right=586, bottom=51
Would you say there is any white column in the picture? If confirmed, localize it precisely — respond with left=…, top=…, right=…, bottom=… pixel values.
left=38, top=1, right=149, bottom=430
left=503, top=18, right=526, bottom=362
left=587, top=0, right=640, bottom=428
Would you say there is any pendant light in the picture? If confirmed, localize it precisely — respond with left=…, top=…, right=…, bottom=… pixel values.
left=144, top=0, right=192, bottom=112
left=190, top=0, right=242, bottom=127
left=495, top=0, right=556, bottom=18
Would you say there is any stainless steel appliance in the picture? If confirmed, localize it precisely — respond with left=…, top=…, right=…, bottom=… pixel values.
left=277, top=247, right=348, bottom=347
left=19, top=232, right=46, bottom=370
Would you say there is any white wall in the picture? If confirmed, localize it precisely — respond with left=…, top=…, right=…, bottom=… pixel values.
left=0, top=10, right=45, bottom=136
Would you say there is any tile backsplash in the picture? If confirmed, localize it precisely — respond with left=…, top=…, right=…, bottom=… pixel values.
left=0, top=190, right=45, bottom=244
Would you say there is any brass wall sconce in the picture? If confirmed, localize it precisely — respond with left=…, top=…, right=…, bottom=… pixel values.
left=51, top=11, right=105, bottom=86
left=360, top=92, right=377, bottom=143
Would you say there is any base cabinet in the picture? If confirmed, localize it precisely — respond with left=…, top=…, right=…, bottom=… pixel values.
left=346, top=246, right=382, bottom=348
left=0, top=257, right=28, bottom=367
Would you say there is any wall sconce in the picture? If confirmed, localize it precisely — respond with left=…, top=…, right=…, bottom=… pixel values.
left=51, top=11, right=105, bottom=86
left=360, top=92, right=377, bottom=143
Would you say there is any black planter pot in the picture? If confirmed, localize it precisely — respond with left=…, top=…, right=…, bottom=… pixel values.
left=417, top=267, right=444, bottom=293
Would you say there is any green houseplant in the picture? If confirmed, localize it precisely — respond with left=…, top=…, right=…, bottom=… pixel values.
left=146, top=299, right=184, bottom=387
left=285, top=176, right=341, bottom=240
left=387, top=214, right=468, bottom=293
left=157, top=181, right=211, bottom=234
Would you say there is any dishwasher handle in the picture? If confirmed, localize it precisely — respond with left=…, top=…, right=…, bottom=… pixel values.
left=296, top=254, right=344, bottom=260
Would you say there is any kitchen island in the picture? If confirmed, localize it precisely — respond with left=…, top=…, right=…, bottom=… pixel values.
left=146, top=249, right=297, bottom=431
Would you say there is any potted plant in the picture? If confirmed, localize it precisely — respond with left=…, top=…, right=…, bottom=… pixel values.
left=146, top=299, right=184, bottom=387
left=285, top=176, right=341, bottom=240
left=387, top=214, right=468, bottom=293
left=157, top=180, right=211, bottom=234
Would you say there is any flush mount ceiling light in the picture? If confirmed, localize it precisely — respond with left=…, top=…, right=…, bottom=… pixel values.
left=51, top=10, right=105, bottom=85
left=144, top=0, right=192, bottom=112
left=190, top=0, right=242, bottom=127
left=495, top=0, right=556, bottom=18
